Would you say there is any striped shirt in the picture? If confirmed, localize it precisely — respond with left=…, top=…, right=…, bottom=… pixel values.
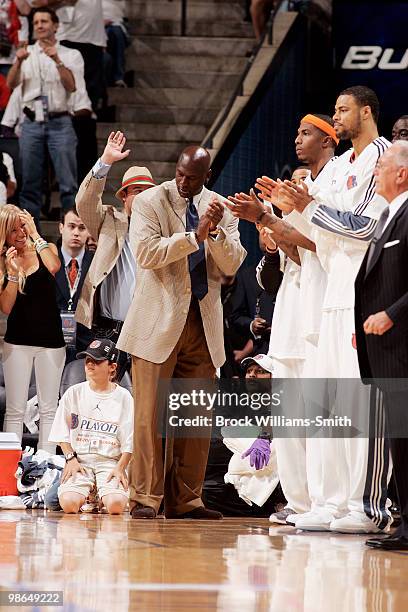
left=309, top=137, right=390, bottom=241
left=309, top=138, right=390, bottom=310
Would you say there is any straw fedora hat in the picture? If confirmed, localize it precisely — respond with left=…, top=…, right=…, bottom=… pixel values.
left=115, top=166, right=155, bottom=200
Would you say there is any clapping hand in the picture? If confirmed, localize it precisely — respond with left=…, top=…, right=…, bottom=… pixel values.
left=255, top=176, right=280, bottom=205
left=278, top=180, right=313, bottom=212
left=101, top=131, right=131, bottom=165
left=5, top=246, right=20, bottom=274
left=206, top=197, right=224, bottom=229
left=226, top=189, right=266, bottom=223
left=16, top=43, right=29, bottom=63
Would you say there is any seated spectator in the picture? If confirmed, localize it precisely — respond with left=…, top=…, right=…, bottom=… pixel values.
left=48, top=339, right=133, bottom=515
left=0, top=0, right=21, bottom=76
left=102, top=0, right=129, bottom=88
left=6, top=7, right=83, bottom=225
left=392, top=115, right=408, bottom=142
left=56, top=0, right=106, bottom=112
left=229, top=234, right=280, bottom=358
left=0, top=150, right=16, bottom=204
left=0, top=72, right=10, bottom=115
left=55, top=207, right=94, bottom=362
left=0, top=204, right=65, bottom=453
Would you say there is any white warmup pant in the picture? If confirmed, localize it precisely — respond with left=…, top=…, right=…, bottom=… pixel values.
left=313, top=309, right=391, bottom=523
left=302, top=340, right=325, bottom=511
left=3, top=342, right=66, bottom=453
left=272, top=357, right=312, bottom=514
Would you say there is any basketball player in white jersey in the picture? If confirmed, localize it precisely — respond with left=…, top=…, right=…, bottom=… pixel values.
left=278, top=86, right=392, bottom=534
left=228, top=115, right=338, bottom=523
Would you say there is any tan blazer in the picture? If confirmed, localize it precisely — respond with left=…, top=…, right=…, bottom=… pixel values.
left=75, top=170, right=129, bottom=329
left=117, top=179, right=247, bottom=368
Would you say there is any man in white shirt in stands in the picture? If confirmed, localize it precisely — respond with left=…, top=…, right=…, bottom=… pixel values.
left=56, top=0, right=106, bottom=112
left=102, top=0, right=129, bottom=88
left=7, top=7, right=83, bottom=225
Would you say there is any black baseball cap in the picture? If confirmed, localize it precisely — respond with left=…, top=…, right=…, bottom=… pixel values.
left=76, top=339, right=119, bottom=363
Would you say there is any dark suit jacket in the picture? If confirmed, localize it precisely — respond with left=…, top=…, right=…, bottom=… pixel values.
left=355, top=196, right=408, bottom=388
left=229, top=258, right=280, bottom=355
left=55, top=248, right=94, bottom=351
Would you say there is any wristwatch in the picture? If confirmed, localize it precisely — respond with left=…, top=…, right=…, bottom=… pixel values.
left=64, top=451, right=78, bottom=462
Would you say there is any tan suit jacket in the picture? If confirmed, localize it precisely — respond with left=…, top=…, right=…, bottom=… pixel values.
left=117, top=179, right=247, bottom=368
left=75, top=170, right=129, bottom=329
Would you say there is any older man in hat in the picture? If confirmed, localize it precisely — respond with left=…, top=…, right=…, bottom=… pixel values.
left=75, top=131, right=155, bottom=379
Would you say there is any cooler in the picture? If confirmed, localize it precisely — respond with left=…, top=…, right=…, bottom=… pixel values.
left=0, top=433, right=22, bottom=496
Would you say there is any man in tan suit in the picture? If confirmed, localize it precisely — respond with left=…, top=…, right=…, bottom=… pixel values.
left=75, top=131, right=155, bottom=379
left=117, top=146, right=247, bottom=519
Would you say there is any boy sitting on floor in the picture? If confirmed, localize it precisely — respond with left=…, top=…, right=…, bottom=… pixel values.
left=48, top=339, right=133, bottom=515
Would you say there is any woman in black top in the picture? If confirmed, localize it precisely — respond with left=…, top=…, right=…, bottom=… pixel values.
left=0, top=205, right=65, bottom=452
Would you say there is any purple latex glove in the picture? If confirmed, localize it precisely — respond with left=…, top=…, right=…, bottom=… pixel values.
left=241, top=438, right=271, bottom=470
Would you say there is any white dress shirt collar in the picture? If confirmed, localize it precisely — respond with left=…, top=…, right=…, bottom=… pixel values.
left=186, top=187, right=204, bottom=208
left=61, top=246, right=85, bottom=270
left=382, top=190, right=408, bottom=233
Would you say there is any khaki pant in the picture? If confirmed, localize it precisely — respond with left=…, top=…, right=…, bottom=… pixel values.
left=130, top=300, right=215, bottom=515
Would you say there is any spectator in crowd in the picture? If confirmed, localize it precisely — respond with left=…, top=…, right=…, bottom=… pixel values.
left=117, top=144, right=247, bottom=520
left=242, top=352, right=274, bottom=379
left=0, top=150, right=16, bottom=204
left=75, top=131, right=155, bottom=382
left=48, top=338, right=133, bottom=515
left=56, top=0, right=106, bottom=112
left=102, top=0, right=129, bottom=88
left=229, top=233, right=279, bottom=357
left=0, top=71, right=10, bottom=114
left=0, top=204, right=65, bottom=452
left=6, top=7, right=83, bottom=225
left=204, top=353, right=284, bottom=517
left=392, top=115, right=408, bottom=143
left=55, top=207, right=94, bottom=362
left=0, top=0, right=21, bottom=76
left=250, top=0, right=276, bottom=41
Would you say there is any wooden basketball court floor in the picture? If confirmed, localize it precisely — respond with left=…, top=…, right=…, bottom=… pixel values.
left=1, top=511, right=408, bottom=612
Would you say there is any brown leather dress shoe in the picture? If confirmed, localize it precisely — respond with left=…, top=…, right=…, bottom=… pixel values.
left=131, top=503, right=157, bottom=519
left=168, top=507, right=223, bottom=520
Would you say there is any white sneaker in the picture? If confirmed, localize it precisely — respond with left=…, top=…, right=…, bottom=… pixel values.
left=330, top=512, right=391, bottom=534
left=296, top=510, right=336, bottom=531
left=287, top=510, right=318, bottom=526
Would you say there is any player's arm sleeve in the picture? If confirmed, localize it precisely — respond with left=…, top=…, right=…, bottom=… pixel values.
left=48, top=392, right=71, bottom=444
left=311, top=206, right=377, bottom=241
left=256, top=252, right=282, bottom=293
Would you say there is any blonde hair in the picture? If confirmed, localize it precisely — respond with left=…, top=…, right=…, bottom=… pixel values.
left=0, top=204, right=28, bottom=293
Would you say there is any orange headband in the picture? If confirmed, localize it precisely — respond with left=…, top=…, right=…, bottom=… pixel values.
left=301, top=114, right=339, bottom=145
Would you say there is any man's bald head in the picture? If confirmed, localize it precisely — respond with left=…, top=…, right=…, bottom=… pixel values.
left=175, top=145, right=212, bottom=199
left=374, top=140, right=408, bottom=202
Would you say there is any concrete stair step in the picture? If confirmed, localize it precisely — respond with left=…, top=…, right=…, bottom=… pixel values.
left=115, top=104, right=219, bottom=124
left=109, top=87, right=230, bottom=107
left=131, top=36, right=254, bottom=57
left=97, top=122, right=207, bottom=142
left=129, top=20, right=254, bottom=38
left=127, top=2, right=245, bottom=21
left=133, top=70, right=240, bottom=89
left=126, top=53, right=247, bottom=72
